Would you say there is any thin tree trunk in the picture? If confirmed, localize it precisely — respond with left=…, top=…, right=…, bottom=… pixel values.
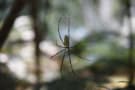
left=126, top=0, right=134, bottom=86
left=29, top=0, right=42, bottom=90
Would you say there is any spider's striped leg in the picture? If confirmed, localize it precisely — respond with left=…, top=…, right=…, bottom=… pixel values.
left=67, top=48, right=76, bottom=75
left=67, top=16, right=70, bottom=41
left=60, top=51, right=66, bottom=75
left=58, top=17, right=64, bottom=44
left=50, top=49, right=65, bottom=59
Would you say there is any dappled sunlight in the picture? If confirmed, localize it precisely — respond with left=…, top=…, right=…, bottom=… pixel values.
left=41, top=57, right=60, bottom=82
left=0, top=53, right=8, bottom=63
left=13, top=16, right=34, bottom=41
left=7, top=57, right=27, bottom=79
left=103, top=75, right=128, bottom=89
left=40, top=41, right=59, bottom=57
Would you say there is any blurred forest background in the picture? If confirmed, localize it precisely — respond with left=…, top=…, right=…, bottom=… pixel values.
left=0, top=0, right=135, bottom=90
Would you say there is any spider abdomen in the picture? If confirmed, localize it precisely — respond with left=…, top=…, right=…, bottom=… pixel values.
left=64, top=35, right=69, bottom=47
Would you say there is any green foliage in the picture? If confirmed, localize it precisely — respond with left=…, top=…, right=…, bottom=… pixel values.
left=71, top=39, right=88, bottom=56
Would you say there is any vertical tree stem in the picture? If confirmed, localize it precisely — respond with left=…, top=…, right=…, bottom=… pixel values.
left=30, top=0, right=42, bottom=89
left=126, top=0, right=134, bottom=86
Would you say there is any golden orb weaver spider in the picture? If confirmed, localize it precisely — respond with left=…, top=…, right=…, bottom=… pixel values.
left=50, top=16, right=76, bottom=75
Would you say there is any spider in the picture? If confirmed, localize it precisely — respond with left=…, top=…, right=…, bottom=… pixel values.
left=50, top=16, right=76, bottom=75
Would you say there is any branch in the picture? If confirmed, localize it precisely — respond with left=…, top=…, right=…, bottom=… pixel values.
left=0, top=0, right=26, bottom=50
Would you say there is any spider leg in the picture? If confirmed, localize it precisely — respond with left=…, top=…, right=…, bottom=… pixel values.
left=55, top=40, right=65, bottom=48
left=60, top=51, right=66, bottom=75
left=67, top=16, right=70, bottom=41
left=74, top=54, right=92, bottom=61
left=67, top=48, right=76, bottom=75
left=50, top=49, right=65, bottom=59
left=58, top=17, right=64, bottom=44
